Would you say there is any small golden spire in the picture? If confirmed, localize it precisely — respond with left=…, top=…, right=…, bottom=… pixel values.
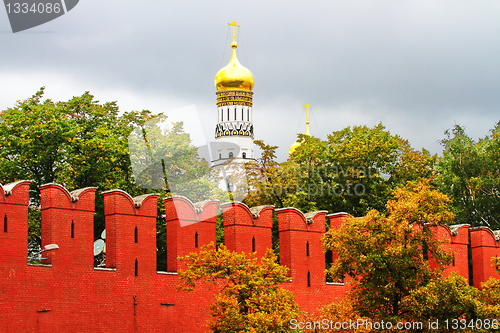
left=303, top=103, right=312, bottom=136
left=289, top=104, right=313, bottom=155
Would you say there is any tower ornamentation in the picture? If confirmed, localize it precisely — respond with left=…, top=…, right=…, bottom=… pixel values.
left=213, top=21, right=255, bottom=162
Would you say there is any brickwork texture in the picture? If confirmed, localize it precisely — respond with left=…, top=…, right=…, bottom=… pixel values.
left=1, top=181, right=499, bottom=332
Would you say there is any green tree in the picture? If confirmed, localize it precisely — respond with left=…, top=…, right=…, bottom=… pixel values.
left=478, top=278, right=500, bottom=319
left=317, top=124, right=437, bottom=215
left=178, top=243, right=300, bottom=332
left=437, top=123, right=500, bottom=229
left=402, top=274, right=500, bottom=332
left=0, top=88, right=218, bottom=270
left=0, top=88, right=148, bottom=245
left=244, top=139, right=318, bottom=212
left=301, top=295, right=371, bottom=333
left=0, top=88, right=141, bottom=192
left=247, top=124, right=437, bottom=217
left=401, top=273, right=479, bottom=328
left=323, top=181, right=453, bottom=321
left=127, top=115, right=218, bottom=201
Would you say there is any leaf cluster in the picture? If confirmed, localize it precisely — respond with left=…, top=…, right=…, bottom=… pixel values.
left=437, top=123, right=500, bottom=229
left=178, top=243, right=300, bottom=332
left=247, top=124, right=437, bottom=217
left=401, top=274, right=500, bottom=332
left=323, top=181, right=454, bottom=319
left=0, top=88, right=216, bottom=270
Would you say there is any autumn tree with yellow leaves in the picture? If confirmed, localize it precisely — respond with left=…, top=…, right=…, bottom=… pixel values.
left=323, top=181, right=454, bottom=321
left=178, top=244, right=300, bottom=332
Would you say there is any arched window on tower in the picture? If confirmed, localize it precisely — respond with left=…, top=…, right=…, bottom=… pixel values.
left=229, top=152, right=233, bottom=158
left=242, top=152, right=246, bottom=159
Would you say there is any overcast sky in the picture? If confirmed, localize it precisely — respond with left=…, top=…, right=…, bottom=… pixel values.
left=1, top=0, right=499, bottom=161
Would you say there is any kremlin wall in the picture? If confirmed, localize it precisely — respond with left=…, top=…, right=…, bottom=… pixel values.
left=1, top=180, right=500, bottom=332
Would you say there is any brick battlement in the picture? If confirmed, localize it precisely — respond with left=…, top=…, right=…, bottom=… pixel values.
left=1, top=181, right=500, bottom=332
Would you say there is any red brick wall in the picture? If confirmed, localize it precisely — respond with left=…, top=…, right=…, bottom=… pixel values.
left=0, top=181, right=31, bottom=333
left=164, top=196, right=217, bottom=271
left=427, top=224, right=470, bottom=280
left=470, top=227, right=500, bottom=288
left=326, top=212, right=349, bottom=268
left=1, top=181, right=500, bottom=332
left=222, top=202, right=273, bottom=256
left=103, top=190, right=158, bottom=275
left=40, top=184, right=97, bottom=268
left=0, top=184, right=216, bottom=333
left=276, top=208, right=348, bottom=313
left=1, top=181, right=30, bottom=265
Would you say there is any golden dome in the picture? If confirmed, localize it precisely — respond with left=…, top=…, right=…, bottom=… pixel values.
left=289, top=141, right=302, bottom=155
left=215, top=41, right=254, bottom=92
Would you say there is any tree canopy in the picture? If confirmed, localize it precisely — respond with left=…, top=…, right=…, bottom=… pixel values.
left=246, top=123, right=437, bottom=217
left=402, top=273, right=500, bottom=328
left=178, top=243, right=300, bottom=332
left=323, top=181, right=454, bottom=320
left=0, top=88, right=218, bottom=269
left=2, top=88, right=499, bottom=330
left=437, top=123, right=500, bottom=229
left=0, top=87, right=147, bottom=193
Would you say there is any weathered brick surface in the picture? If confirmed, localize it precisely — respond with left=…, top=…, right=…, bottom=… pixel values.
left=428, top=224, right=470, bottom=280
left=470, top=227, right=500, bottom=288
left=222, top=202, right=273, bottom=257
left=164, top=196, right=217, bottom=272
left=1, top=181, right=499, bottom=332
left=276, top=208, right=348, bottom=313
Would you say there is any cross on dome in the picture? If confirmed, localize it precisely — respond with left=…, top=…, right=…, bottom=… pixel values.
left=228, top=21, right=240, bottom=44
left=214, top=21, right=254, bottom=92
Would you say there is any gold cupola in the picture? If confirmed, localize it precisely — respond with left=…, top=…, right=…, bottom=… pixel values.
left=214, top=22, right=254, bottom=92
left=214, top=22, right=255, bottom=141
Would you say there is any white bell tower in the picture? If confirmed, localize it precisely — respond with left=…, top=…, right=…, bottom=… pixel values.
left=211, top=21, right=255, bottom=195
